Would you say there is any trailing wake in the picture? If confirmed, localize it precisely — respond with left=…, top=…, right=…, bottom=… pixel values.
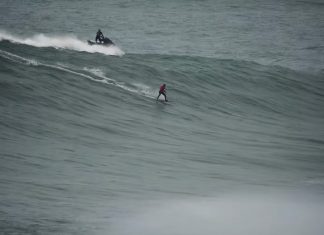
left=0, top=49, right=156, bottom=100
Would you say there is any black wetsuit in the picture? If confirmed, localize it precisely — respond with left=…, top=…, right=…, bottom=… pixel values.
left=95, top=31, right=104, bottom=43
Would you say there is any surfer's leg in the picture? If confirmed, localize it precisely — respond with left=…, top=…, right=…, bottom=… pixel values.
left=162, top=92, right=167, bottom=101
left=156, top=93, right=161, bottom=100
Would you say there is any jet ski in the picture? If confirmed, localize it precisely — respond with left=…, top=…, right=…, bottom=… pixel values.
left=87, top=37, right=114, bottom=46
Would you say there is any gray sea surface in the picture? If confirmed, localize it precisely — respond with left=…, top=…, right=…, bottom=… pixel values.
left=1, top=0, right=324, bottom=234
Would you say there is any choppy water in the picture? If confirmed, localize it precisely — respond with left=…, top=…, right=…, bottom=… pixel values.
left=1, top=0, right=324, bottom=234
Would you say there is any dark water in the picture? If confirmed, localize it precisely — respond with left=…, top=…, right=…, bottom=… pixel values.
left=1, top=0, right=324, bottom=234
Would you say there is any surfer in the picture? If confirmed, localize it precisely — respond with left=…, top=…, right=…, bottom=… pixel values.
left=95, top=29, right=104, bottom=43
left=156, top=84, right=168, bottom=102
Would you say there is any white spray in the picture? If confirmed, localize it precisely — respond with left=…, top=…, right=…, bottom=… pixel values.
left=0, top=30, right=124, bottom=56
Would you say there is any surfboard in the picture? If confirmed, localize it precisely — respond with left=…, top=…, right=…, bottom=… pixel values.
left=156, top=100, right=169, bottom=104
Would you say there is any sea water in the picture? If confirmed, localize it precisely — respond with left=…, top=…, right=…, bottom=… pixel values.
left=1, top=0, right=324, bottom=234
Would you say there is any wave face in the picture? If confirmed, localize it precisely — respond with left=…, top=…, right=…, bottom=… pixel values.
left=1, top=36, right=324, bottom=234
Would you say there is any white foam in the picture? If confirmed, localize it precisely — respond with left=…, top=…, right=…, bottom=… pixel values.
left=0, top=49, right=39, bottom=65
left=110, top=192, right=324, bottom=235
left=0, top=30, right=124, bottom=56
left=83, top=67, right=106, bottom=78
left=131, top=83, right=158, bottom=99
left=83, top=67, right=157, bottom=99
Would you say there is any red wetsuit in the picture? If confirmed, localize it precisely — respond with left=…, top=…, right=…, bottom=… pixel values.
left=159, top=84, right=166, bottom=93
left=157, top=84, right=167, bottom=101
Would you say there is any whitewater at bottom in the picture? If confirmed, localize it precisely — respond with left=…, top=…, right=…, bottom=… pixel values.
left=109, top=191, right=324, bottom=235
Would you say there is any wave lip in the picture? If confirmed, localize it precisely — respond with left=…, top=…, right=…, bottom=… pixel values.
left=0, top=30, right=125, bottom=56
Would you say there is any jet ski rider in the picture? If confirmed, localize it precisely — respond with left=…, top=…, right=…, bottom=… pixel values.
left=95, top=29, right=104, bottom=43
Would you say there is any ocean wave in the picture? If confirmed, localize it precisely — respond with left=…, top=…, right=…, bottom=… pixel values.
left=1, top=35, right=324, bottom=235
